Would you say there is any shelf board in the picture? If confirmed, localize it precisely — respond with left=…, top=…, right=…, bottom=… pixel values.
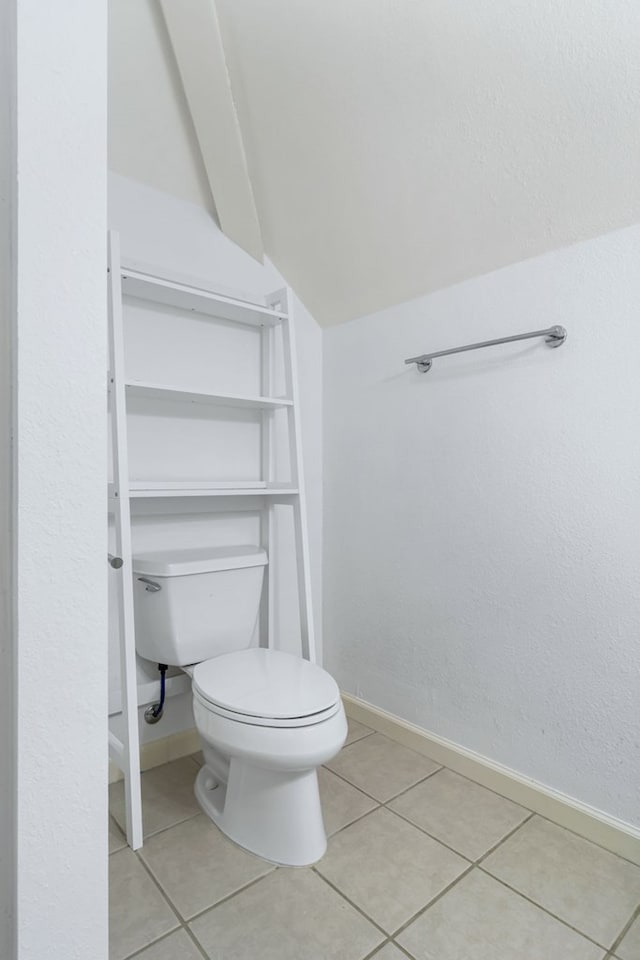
left=121, top=268, right=286, bottom=327
left=125, top=380, right=293, bottom=410
left=109, top=481, right=299, bottom=499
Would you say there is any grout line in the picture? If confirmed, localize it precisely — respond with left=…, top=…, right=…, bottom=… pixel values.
left=143, top=809, right=203, bottom=838
left=380, top=765, right=445, bottom=802
left=382, top=805, right=474, bottom=864
left=314, top=857, right=476, bottom=946
left=108, top=813, right=127, bottom=855
left=182, top=922, right=211, bottom=960
left=327, top=803, right=382, bottom=840
left=322, top=765, right=383, bottom=803
left=532, top=809, right=640, bottom=869
left=474, top=812, right=535, bottom=864
left=326, top=763, right=443, bottom=806
left=134, top=849, right=186, bottom=924
left=476, top=865, right=610, bottom=950
left=123, top=926, right=187, bottom=960
left=130, top=809, right=203, bottom=844
left=135, top=840, right=277, bottom=944
left=388, top=863, right=475, bottom=940
left=341, top=728, right=376, bottom=747
left=606, top=902, right=639, bottom=957
left=403, top=757, right=636, bottom=872
left=433, top=762, right=535, bottom=816
left=376, top=803, right=532, bottom=876
left=311, top=867, right=391, bottom=938
left=390, top=939, right=419, bottom=959
left=184, top=869, right=277, bottom=926
left=345, top=729, right=377, bottom=746
left=361, top=938, right=391, bottom=960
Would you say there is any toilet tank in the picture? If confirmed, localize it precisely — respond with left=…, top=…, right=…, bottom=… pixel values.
left=132, top=546, right=268, bottom=666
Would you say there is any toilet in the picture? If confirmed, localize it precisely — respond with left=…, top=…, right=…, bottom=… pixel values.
left=132, top=545, right=347, bottom=866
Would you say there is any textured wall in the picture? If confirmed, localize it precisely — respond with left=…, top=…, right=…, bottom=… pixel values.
left=0, top=1, right=15, bottom=954
left=324, top=224, right=640, bottom=827
left=108, top=173, right=323, bottom=743
left=12, top=2, right=108, bottom=957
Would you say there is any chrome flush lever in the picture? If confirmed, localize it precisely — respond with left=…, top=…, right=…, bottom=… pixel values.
left=138, top=576, right=162, bottom=593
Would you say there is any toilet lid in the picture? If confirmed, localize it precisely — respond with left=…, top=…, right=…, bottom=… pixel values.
left=192, top=649, right=340, bottom=720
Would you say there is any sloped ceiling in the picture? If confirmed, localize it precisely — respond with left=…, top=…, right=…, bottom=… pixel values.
left=110, top=0, right=640, bottom=326
left=108, top=0, right=214, bottom=213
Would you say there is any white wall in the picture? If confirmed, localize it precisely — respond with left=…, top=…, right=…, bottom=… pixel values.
left=108, top=173, right=323, bottom=744
left=324, top=224, right=640, bottom=828
left=9, top=2, right=108, bottom=957
left=0, top=1, right=16, bottom=954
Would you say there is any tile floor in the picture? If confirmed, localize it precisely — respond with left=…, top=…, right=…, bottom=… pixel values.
left=109, top=719, right=640, bottom=960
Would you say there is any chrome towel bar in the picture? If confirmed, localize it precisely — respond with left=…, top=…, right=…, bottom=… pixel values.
left=405, top=325, right=567, bottom=374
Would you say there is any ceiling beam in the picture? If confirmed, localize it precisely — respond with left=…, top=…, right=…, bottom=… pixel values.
left=159, top=0, right=263, bottom=262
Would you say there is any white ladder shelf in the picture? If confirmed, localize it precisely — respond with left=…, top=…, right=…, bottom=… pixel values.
left=106, top=229, right=315, bottom=850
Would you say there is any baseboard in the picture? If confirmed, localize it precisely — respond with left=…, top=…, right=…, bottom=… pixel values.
left=108, top=727, right=200, bottom=784
left=342, top=693, right=640, bottom=866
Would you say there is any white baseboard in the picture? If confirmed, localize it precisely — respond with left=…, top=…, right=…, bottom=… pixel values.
left=342, top=693, right=640, bottom=866
left=108, top=727, right=200, bottom=784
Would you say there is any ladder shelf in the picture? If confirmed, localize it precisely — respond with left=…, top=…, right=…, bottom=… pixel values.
left=107, top=230, right=315, bottom=851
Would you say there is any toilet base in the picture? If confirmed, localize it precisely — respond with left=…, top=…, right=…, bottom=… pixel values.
left=195, top=761, right=327, bottom=866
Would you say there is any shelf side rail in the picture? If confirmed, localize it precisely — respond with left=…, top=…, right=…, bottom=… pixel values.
left=107, top=229, right=143, bottom=850
left=271, top=288, right=317, bottom=665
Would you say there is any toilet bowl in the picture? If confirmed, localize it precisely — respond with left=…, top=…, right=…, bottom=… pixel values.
left=191, top=648, right=347, bottom=865
left=132, top=546, right=347, bottom=866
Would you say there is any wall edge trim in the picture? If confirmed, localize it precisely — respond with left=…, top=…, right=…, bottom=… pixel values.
left=342, top=693, right=640, bottom=866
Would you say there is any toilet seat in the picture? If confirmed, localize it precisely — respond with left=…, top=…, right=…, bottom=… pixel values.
left=192, top=648, right=341, bottom=728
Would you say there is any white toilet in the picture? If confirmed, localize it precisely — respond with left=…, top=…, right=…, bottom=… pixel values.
left=132, top=545, right=347, bottom=866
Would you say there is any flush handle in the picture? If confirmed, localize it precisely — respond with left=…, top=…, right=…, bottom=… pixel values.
left=138, top=576, right=161, bottom=593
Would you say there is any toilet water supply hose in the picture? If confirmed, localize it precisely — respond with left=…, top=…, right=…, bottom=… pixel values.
left=144, top=663, right=168, bottom=724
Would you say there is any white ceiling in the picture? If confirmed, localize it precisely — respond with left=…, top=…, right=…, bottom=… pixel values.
left=110, top=0, right=640, bottom=326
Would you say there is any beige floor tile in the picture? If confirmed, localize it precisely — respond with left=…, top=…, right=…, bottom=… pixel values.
left=483, top=816, right=640, bottom=948
left=316, top=807, right=468, bottom=933
left=616, top=914, right=640, bottom=960
left=389, top=768, right=530, bottom=860
left=189, top=868, right=384, bottom=960
left=110, top=757, right=201, bottom=838
left=109, top=849, right=178, bottom=960
left=319, top=767, right=378, bottom=835
left=397, top=869, right=604, bottom=960
left=345, top=717, right=374, bottom=745
left=326, top=733, right=441, bottom=802
left=109, top=816, right=127, bottom=855
left=371, top=944, right=409, bottom=959
left=188, top=751, right=204, bottom=767
left=132, top=929, right=203, bottom=960
left=140, top=813, right=273, bottom=919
